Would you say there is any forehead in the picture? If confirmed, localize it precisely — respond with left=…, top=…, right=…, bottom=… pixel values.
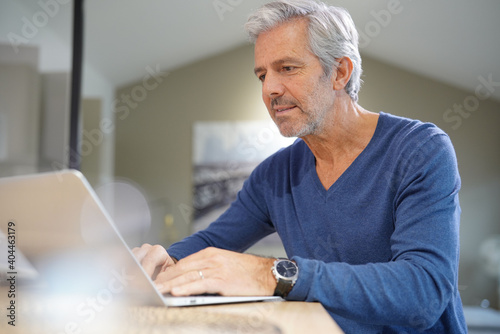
left=254, top=18, right=314, bottom=68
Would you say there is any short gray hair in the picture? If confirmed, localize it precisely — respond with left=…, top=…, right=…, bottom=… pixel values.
left=245, top=0, right=362, bottom=101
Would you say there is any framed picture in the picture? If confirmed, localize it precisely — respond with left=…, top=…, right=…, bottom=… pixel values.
left=192, top=120, right=294, bottom=251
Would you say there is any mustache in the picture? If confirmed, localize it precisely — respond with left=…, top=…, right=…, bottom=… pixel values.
left=271, top=97, right=298, bottom=108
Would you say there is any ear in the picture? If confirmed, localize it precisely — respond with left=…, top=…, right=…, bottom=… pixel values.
left=331, top=57, right=353, bottom=91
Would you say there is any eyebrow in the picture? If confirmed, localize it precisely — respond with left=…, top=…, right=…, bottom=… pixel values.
left=254, top=57, right=302, bottom=76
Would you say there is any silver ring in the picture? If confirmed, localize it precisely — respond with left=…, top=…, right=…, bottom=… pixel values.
left=198, top=270, right=205, bottom=280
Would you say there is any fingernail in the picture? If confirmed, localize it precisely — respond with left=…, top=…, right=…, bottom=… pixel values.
left=156, top=283, right=164, bottom=290
left=172, top=287, right=182, bottom=295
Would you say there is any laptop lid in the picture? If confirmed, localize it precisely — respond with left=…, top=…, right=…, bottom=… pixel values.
left=0, top=169, right=280, bottom=308
left=0, top=169, right=167, bottom=306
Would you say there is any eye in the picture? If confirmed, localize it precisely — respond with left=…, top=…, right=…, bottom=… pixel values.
left=282, top=66, right=296, bottom=72
left=258, top=74, right=266, bottom=82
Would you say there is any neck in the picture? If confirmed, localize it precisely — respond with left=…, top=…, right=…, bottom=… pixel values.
left=301, top=95, right=379, bottom=188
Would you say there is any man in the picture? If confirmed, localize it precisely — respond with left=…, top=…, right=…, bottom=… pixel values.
left=133, top=0, right=467, bottom=332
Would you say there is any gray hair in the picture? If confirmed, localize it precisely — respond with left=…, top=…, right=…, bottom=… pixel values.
left=245, top=0, right=363, bottom=101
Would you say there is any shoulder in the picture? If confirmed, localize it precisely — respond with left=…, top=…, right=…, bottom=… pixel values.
left=377, top=112, right=456, bottom=160
left=378, top=112, right=447, bottom=141
left=377, top=112, right=460, bottom=188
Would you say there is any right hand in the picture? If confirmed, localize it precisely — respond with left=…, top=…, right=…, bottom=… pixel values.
left=132, top=243, right=176, bottom=280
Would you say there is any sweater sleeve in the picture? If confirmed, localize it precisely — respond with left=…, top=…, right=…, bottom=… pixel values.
left=167, top=162, right=276, bottom=260
left=287, top=133, right=462, bottom=330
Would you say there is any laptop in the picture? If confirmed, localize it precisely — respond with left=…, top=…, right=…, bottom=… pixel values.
left=0, top=169, right=281, bottom=307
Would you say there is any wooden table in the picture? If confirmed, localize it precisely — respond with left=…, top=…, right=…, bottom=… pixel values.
left=0, top=284, right=343, bottom=334
left=192, top=300, right=344, bottom=333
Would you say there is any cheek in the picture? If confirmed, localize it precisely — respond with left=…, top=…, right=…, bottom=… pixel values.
left=284, top=81, right=307, bottom=105
left=262, top=94, right=272, bottom=110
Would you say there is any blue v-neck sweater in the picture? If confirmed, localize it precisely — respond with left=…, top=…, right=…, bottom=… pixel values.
left=168, top=112, right=467, bottom=333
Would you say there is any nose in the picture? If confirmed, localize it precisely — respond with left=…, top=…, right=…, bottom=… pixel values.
left=262, top=72, right=285, bottom=99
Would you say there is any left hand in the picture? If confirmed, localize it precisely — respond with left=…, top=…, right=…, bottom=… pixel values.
left=155, top=247, right=277, bottom=297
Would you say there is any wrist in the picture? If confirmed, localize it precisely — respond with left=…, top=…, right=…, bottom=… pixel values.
left=265, top=258, right=278, bottom=294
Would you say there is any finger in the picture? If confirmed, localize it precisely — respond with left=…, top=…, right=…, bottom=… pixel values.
left=138, top=245, right=169, bottom=278
left=157, top=269, right=215, bottom=296
left=131, top=243, right=151, bottom=262
left=156, top=256, right=203, bottom=282
left=162, top=247, right=220, bottom=279
left=171, top=279, right=212, bottom=296
left=143, top=245, right=169, bottom=278
left=155, top=265, right=200, bottom=289
left=155, top=248, right=230, bottom=294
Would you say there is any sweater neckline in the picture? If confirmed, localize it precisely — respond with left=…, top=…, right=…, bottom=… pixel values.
left=307, top=112, right=385, bottom=197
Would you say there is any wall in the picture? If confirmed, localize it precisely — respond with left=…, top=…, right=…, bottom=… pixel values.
left=81, top=58, right=116, bottom=186
left=114, top=44, right=500, bottom=308
left=0, top=56, right=40, bottom=177
left=39, top=72, right=70, bottom=171
left=114, top=45, right=267, bottom=246
left=81, top=98, right=103, bottom=187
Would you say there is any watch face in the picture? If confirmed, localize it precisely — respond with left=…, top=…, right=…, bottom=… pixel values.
left=276, top=260, right=297, bottom=278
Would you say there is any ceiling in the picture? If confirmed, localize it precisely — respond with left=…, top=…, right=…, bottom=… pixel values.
left=8, top=0, right=500, bottom=101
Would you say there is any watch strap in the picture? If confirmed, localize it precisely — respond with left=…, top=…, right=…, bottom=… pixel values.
left=274, top=278, right=293, bottom=298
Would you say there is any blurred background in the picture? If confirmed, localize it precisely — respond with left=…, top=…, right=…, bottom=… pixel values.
left=1, top=0, right=499, bottom=315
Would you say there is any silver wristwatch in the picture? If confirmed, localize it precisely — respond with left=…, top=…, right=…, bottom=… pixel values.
left=271, top=258, right=299, bottom=298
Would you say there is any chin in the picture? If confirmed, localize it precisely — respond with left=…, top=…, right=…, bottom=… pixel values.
left=282, top=125, right=314, bottom=138
left=279, top=129, right=306, bottom=138
left=275, top=118, right=316, bottom=138
left=276, top=125, right=297, bottom=138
